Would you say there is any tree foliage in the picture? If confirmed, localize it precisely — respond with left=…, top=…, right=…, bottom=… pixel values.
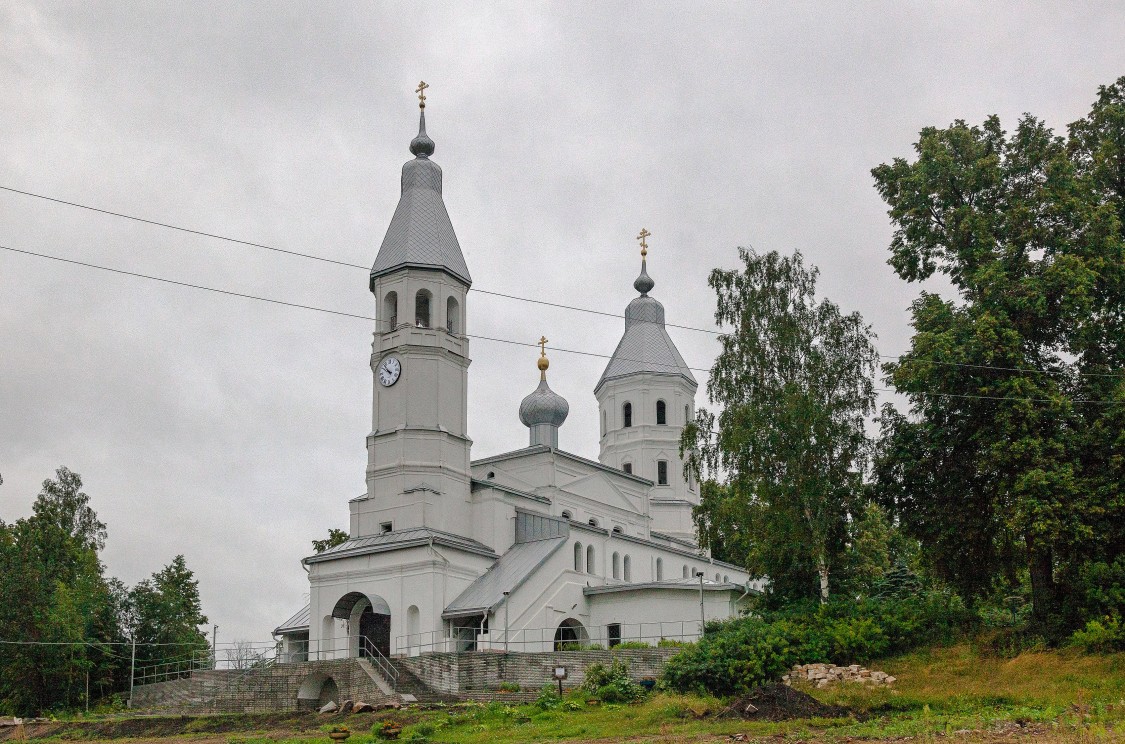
left=0, top=468, right=210, bottom=716
left=312, top=528, right=350, bottom=554
left=871, top=77, right=1125, bottom=631
left=683, top=249, right=878, bottom=603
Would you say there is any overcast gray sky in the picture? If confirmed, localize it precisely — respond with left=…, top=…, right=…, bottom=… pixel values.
left=2, top=1, right=1123, bottom=644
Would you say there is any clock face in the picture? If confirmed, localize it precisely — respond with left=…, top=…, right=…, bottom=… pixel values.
left=377, top=356, right=401, bottom=387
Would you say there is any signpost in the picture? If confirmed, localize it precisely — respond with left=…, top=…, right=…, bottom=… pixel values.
left=553, top=666, right=568, bottom=696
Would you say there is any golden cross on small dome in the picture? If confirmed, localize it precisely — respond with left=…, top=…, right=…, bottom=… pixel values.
left=637, top=227, right=651, bottom=258
left=537, top=336, right=550, bottom=377
left=415, top=80, right=429, bottom=109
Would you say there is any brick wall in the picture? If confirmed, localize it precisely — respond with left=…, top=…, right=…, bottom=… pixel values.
left=397, top=647, right=680, bottom=701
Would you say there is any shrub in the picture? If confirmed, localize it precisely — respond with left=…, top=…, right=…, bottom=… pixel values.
left=497, top=681, right=520, bottom=692
left=662, top=592, right=972, bottom=695
left=535, top=683, right=562, bottom=710
left=1070, top=616, right=1125, bottom=653
left=612, top=641, right=651, bottom=649
left=581, top=658, right=647, bottom=703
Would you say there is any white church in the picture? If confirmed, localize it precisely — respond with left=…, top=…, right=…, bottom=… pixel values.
left=273, top=92, right=756, bottom=662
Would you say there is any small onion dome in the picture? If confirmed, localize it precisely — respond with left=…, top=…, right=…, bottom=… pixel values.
left=519, top=355, right=569, bottom=429
left=634, top=257, right=655, bottom=295
left=409, top=110, right=435, bottom=158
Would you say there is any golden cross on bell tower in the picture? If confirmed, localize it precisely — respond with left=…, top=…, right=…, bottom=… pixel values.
left=637, top=227, right=651, bottom=258
left=415, top=80, right=429, bottom=109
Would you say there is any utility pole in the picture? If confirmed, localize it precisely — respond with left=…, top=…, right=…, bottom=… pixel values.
left=695, top=571, right=705, bottom=638
left=502, top=591, right=510, bottom=653
left=212, top=624, right=219, bottom=669
left=128, top=634, right=136, bottom=705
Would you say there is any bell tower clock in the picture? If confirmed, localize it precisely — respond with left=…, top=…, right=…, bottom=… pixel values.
left=353, top=84, right=473, bottom=539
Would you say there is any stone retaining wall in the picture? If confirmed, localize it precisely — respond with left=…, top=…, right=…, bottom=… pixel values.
left=130, top=659, right=394, bottom=714
left=397, top=647, right=680, bottom=700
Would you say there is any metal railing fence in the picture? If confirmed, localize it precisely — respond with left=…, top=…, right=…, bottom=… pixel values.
left=394, top=619, right=702, bottom=656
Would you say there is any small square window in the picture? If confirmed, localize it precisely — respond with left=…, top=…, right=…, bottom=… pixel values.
left=380, top=522, right=393, bottom=534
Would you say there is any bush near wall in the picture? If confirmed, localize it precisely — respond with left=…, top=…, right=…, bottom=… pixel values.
left=661, top=592, right=970, bottom=696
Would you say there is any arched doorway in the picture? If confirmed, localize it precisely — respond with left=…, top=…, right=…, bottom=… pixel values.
left=296, top=673, right=339, bottom=710
left=553, top=618, right=588, bottom=651
left=331, top=591, right=391, bottom=658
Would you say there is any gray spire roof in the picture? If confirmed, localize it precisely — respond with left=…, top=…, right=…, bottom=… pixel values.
left=370, top=110, right=472, bottom=290
left=595, top=257, right=697, bottom=393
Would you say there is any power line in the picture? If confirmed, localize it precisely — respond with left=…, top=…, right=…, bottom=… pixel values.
left=6, top=184, right=1120, bottom=379
left=3, top=243, right=1121, bottom=407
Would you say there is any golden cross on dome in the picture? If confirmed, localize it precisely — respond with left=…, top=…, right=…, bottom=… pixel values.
left=637, top=227, right=651, bottom=258
left=415, top=80, right=429, bottom=109
left=538, top=336, right=548, bottom=357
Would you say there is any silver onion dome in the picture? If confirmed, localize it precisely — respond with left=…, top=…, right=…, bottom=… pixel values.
left=520, top=344, right=569, bottom=447
left=519, top=378, right=570, bottom=429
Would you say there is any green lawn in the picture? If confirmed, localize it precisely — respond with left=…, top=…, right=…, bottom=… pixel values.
left=20, top=645, right=1125, bottom=744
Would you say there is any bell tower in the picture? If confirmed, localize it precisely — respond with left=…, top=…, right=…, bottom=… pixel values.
left=595, top=231, right=699, bottom=543
left=353, top=83, right=473, bottom=538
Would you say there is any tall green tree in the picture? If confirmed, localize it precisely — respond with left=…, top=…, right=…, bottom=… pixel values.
left=871, top=77, right=1125, bottom=628
left=683, top=249, right=879, bottom=603
left=128, top=555, right=210, bottom=673
left=0, top=468, right=128, bottom=715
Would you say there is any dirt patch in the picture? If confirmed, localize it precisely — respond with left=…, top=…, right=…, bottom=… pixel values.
left=720, top=682, right=853, bottom=721
left=0, top=711, right=408, bottom=742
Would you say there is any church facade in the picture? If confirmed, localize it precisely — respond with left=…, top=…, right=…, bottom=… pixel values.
left=273, top=97, right=756, bottom=661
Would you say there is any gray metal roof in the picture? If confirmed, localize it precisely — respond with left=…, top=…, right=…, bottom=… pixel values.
left=443, top=535, right=567, bottom=619
left=595, top=260, right=697, bottom=392
left=370, top=111, right=472, bottom=288
left=274, top=603, right=310, bottom=634
left=304, top=527, right=496, bottom=564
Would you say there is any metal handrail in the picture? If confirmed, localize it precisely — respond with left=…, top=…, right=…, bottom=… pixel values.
left=358, top=635, right=398, bottom=692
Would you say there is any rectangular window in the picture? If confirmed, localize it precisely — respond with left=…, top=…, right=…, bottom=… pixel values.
left=380, top=522, right=393, bottom=534
left=623, top=463, right=632, bottom=475
left=607, top=623, right=621, bottom=648
left=657, top=460, right=668, bottom=485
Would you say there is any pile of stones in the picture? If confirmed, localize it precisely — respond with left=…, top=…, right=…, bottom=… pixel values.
left=782, top=663, right=896, bottom=689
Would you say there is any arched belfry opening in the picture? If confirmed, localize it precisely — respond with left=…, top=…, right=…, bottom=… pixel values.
left=415, top=288, right=432, bottom=328
left=446, top=295, right=460, bottom=334
left=332, top=591, right=391, bottom=659
left=383, top=291, right=398, bottom=330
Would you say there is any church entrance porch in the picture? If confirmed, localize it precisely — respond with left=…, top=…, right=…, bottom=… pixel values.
left=330, top=591, right=392, bottom=660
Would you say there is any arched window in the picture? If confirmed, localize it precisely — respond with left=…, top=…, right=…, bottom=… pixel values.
left=446, top=296, right=460, bottom=334
left=383, top=291, right=398, bottom=330
left=415, top=289, right=432, bottom=328
left=612, top=552, right=620, bottom=579
left=656, top=558, right=664, bottom=580
left=682, top=565, right=689, bottom=579
left=656, top=400, right=667, bottom=425
left=573, top=542, right=584, bottom=572
left=622, top=462, right=632, bottom=475
left=715, top=573, right=721, bottom=582
left=657, top=460, right=669, bottom=485
left=623, top=401, right=632, bottom=428
left=612, top=525, right=623, bottom=534
left=561, top=510, right=572, bottom=520
left=588, top=517, right=599, bottom=528
left=586, top=545, right=596, bottom=575
left=623, top=555, right=632, bottom=581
